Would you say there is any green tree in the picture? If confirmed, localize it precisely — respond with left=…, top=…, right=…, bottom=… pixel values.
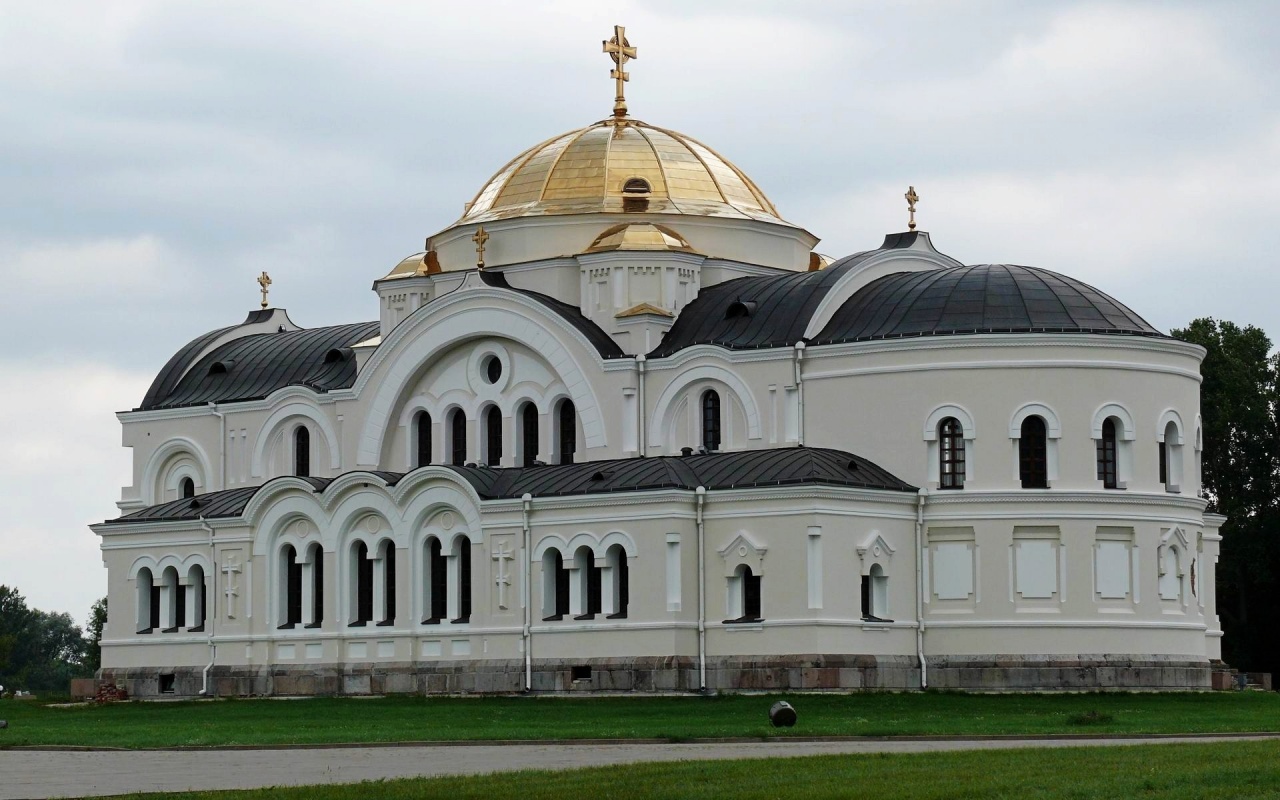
left=1172, top=319, right=1280, bottom=677
left=0, top=585, right=93, bottom=693
left=86, top=597, right=107, bottom=674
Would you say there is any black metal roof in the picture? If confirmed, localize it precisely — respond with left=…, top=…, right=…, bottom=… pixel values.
left=103, top=447, right=915, bottom=524
left=480, top=271, right=624, bottom=358
left=139, top=321, right=380, bottom=411
left=811, top=264, right=1165, bottom=345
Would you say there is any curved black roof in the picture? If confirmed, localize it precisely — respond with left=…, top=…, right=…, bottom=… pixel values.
left=811, top=264, right=1164, bottom=345
left=139, top=321, right=380, bottom=410
left=138, top=321, right=243, bottom=411
left=104, top=447, right=915, bottom=524
left=480, top=271, right=624, bottom=358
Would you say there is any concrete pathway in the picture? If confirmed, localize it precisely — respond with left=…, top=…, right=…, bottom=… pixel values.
left=2, top=735, right=1277, bottom=799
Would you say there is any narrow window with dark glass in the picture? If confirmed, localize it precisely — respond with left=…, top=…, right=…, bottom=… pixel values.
left=308, top=544, right=324, bottom=628
left=294, top=426, right=310, bottom=477
left=379, top=543, right=396, bottom=626
left=521, top=403, right=539, bottom=467
left=450, top=409, right=467, bottom=466
left=485, top=406, right=502, bottom=466
left=742, top=566, right=761, bottom=621
left=702, top=390, right=721, bottom=452
left=939, top=417, right=965, bottom=489
left=1159, top=438, right=1168, bottom=486
left=424, top=538, right=447, bottom=623
left=543, top=550, right=571, bottom=621
left=454, top=536, right=472, bottom=623
left=607, top=544, right=628, bottom=619
left=279, top=545, right=302, bottom=629
left=351, top=542, right=373, bottom=626
left=180, top=477, right=195, bottom=499
left=557, top=400, right=576, bottom=465
left=415, top=411, right=432, bottom=468
left=1097, top=418, right=1118, bottom=489
left=1019, top=416, right=1048, bottom=489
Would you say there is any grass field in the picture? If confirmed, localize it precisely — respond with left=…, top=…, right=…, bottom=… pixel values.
left=110, top=740, right=1280, bottom=799
left=1, top=691, right=1278, bottom=749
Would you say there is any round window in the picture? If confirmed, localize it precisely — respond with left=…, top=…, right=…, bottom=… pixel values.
left=484, top=355, right=502, bottom=384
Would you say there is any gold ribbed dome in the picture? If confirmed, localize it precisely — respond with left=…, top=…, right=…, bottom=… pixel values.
left=460, top=118, right=786, bottom=225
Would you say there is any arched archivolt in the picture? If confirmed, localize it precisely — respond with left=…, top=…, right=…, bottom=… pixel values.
left=599, top=530, right=638, bottom=558
left=128, top=555, right=159, bottom=580
left=1008, top=402, right=1062, bottom=438
left=356, top=295, right=609, bottom=466
left=1158, top=408, right=1185, bottom=444
left=532, top=533, right=570, bottom=561
left=649, top=364, right=762, bottom=449
left=1091, top=402, right=1137, bottom=440
left=251, top=402, right=341, bottom=478
left=141, top=437, right=214, bottom=505
left=329, top=491, right=404, bottom=550
left=245, top=480, right=328, bottom=555
left=398, top=472, right=484, bottom=544
left=923, top=404, right=977, bottom=441
left=802, top=248, right=965, bottom=339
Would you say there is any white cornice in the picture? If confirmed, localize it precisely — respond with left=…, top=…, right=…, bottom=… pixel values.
left=808, top=332, right=1206, bottom=362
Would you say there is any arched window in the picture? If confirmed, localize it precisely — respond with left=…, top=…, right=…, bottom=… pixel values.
left=938, top=417, right=965, bottom=490
left=557, top=400, right=577, bottom=465
left=702, top=390, right=721, bottom=452
left=542, top=549, right=570, bottom=621
left=378, top=541, right=396, bottom=626
left=449, top=409, right=467, bottom=466
left=453, top=536, right=472, bottom=623
left=136, top=567, right=158, bottom=634
left=180, top=477, right=196, bottom=499
left=160, top=566, right=181, bottom=632
left=1097, top=418, right=1119, bottom=489
left=414, top=411, right=432, bottom=468
left=520, top=403, right=539, bottom=467
left=606, top=544, right=628, bottom=619
left=1160, top=420, right=1182, bottom=492
left=187, top=564, right=206, bottom=631
left=294, top=426, right=311, bottom=478
left=424, top=538, right=447, bottom=624
left=279, top=545, right=302, bottom=629
left=861, top=564, right=890, bottom=621
left=350, top=542, right=373, bottom=626
left=1159, top=545, right=1183, bottom=602
left=726, top=564, right=761, bottom=623
left=1018, top=416, right=1048, bottom=489
left=484, top=406, right=503, bottom=466
left=573, top=546, right=601, bottom=620
left=306, top=543, right=323, bottom=628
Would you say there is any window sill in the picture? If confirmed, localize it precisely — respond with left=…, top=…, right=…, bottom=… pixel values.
left=542, top=614, right=564, bottom=622
left=573, top=613, right=596, bottom=621
left=277, top=623, right=297, bottom=631
left=347, top=621, right=368, bottom=628
left=375, top=619, right=395, bottom=627
left=606, top=612, right=628, bottom=620
left=723, top=616, right=764, bottom=626
left=303, top=622, right=321, bottom=629
left=161, top=626, right=180, bottom=634
left=188, top=625, right=205, bottom=633
left=449, top=617, right=471, bottom=625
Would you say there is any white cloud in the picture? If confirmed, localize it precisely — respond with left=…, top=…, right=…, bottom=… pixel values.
left=1, top=235, right=179, bottom=295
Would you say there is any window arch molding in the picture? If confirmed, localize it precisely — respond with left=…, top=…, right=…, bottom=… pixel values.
left=247, top=485, right=329, bottom=555
left=142, top=437, right=214, bottom=506
left=599, top=530, right=639, bottom=559
left=1008, top=402, right=1062, bottom=439
left=531, top=533, right=571, bottom=562
left=649, top=365, right=761, bottom=450
left=1157, top=408, right=1185, bottom=444
left=128, top=552, right=211, bottom=582
left=395, top=470, right=485, bottom=537
left=923, top=404, right=976, bottom=441
left=1091, top=403, right=1137, bottom=440
left=252, top=402, right=341, bottom=479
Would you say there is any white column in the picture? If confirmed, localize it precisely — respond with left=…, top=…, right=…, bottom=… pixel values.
left=600, top=559, right=616, bottom=616
left=446, top=554, right=460, bottom=621
left=184, top=583, right=197, bottom=628
left=301, top=559, right=316, bottom=626
left=371, top=550, right=386, bottom=622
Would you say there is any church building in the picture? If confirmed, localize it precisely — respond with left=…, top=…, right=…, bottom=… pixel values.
left=93, top=28, right=1223, bottom=696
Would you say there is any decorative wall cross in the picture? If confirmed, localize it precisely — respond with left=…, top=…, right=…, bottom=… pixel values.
left=905, top=186, right=919, bottom=231
left=491, top=539, right=514, bottom=610
left=472, top=226, right=489, bottom=269
left=602, top=25, right=638, bottom=119
left=221, top=554, right=242, bottom=618
left=257, top=271, right=272, bottom=309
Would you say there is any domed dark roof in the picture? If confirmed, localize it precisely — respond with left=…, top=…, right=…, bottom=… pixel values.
left=811, top=264, right=1164, bottom=345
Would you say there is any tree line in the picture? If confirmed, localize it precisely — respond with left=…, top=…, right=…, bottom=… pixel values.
left=0, top=586, right=104, bottom=693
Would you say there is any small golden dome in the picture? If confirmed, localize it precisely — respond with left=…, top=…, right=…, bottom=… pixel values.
left=461, top=118, right=786, bottom=225
left=586, top=223, right=695, bottom=253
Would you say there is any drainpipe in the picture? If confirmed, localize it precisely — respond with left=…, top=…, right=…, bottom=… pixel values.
left=915, top=490, right=927, bottom=690
left=199, top=516, right=217, bottom=696
left=521, top=493, right=533, bottom=692
left=208, top=402, right=225, bottom=490
left=636, top=355, right=646, bottom=458
left=792, top=342, right=806, bottom=446
left=695, top=486, right=707, bottom=692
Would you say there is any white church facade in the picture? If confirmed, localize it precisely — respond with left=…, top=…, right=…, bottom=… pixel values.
left=93, top=28, right=1223, bottom=696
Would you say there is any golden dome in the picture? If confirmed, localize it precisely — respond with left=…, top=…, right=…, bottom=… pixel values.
left=460, top=118, right=786, bottom=225
left=585, top=222, right=695, bottom=253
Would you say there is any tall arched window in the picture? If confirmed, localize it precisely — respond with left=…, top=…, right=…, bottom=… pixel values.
left=861, top=564, right=890, bottom=621
left=542, top=549, right=570, bottom=620
left=136, top=567, right=157, bottom=634
left=1097, top=418, right=1118, bottom=489
left=180, top=477, right=196, bottom=499
left=306, top=543, right=324, bottom=628
left=294, top=426, right=311, bottom=477
left=449, top=409, right=467, bottom=466
left=187, top=564, right=206, bottom=631
left=414, top=411, right=432, bottom=468
left=279, top=545, right=302, bottom=629
left=484, top=406, right=503, bottom=466
left=606, top=544, right=628, bottom=619
left=160, top=566, right=181, bottom=632
left=520, top=403, right=539, bottom=467
left=726, top=564, right=761, bottom=623
left=350, top=542, right=373, bottom=626
left=424, top=538, right=447, bottom=624
left=453, top=536, right=472, bottom=623
left=1160, top=420, right=1181, bottom=492
left=557, top=400, right=576, bottom=465
left=379, top=541, right=396, bottom=626
left=1018, top=416, right=1048, bottom=489
left=573, top=545, right=601, bottom=620
left=702, top=390, right=721, bottom=452
left=938, top=417, right=965, bottom=489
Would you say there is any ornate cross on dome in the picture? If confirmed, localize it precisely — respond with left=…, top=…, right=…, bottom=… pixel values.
left=472, top=226, right=489, bottom=269
left=905, top=186, right=919, bottom=231
left=602, top=25, right=638, bottom=119
left=257, top=271, right=272, bottom=309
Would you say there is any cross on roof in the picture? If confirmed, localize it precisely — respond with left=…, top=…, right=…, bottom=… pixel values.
left=257, top=271, right=272, bottom=309
left=472, top=226, right=489, bottom=269
left=602, top=25, right=638, bottom=119
left=905, top=186, right=920, bottom=231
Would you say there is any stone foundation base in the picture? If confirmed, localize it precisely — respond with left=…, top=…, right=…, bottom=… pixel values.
left=99, top=653, right=1209, bottom=698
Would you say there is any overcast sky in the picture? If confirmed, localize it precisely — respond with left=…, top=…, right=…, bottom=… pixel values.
left=2, top=0, right=1277, bottom=625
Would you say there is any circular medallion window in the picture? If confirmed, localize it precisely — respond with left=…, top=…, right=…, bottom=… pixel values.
left=483, top=355, right=502, bottom=384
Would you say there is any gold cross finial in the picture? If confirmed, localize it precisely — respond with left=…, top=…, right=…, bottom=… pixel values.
left=602, top=25, right=638, bottom=119
left=257, top=271, right=272, bottom=309
left=905, top=186, right=920, bottom=231
left=472, top=226, right=490, bottom=269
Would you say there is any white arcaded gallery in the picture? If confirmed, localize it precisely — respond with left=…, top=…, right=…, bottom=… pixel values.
left=93, top=28, right=1222, bottom=697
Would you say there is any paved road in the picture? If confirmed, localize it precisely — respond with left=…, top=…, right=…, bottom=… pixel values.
left=3, top=735, right=1277, bottom=799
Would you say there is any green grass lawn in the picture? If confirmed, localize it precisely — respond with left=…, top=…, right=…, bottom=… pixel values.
left=110, top=740, right=1280, bottom=800
left=1, top=692, right=1278, bottom=749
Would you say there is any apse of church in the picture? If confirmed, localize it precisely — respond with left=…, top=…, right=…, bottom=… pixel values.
left=93, top=26, right=1220, bottom=697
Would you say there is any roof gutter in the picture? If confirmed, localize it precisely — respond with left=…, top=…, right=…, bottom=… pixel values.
left=198, top=515, right=217, bottom=696
left=915, top=489, right=927, bottom=690
left=793, top=342, right=806, bottom=447
left=635, top=355, right=646, bottom=458
left=696, top=486, right=708, bottom=693
left=521, top=493, right=533, bottom=692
